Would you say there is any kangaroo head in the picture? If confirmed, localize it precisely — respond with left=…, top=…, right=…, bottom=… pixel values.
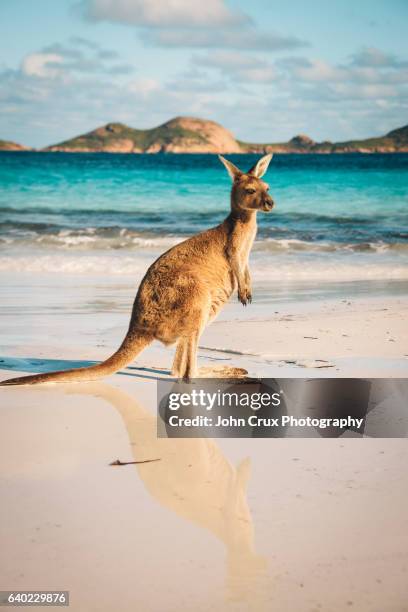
left=218, top=154, right=275, bottom=214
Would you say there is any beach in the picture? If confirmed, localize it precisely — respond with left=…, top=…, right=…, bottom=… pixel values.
left=1, top=152, right=408, bottom=610
left=1, top=272, right=407, bottom=379
left=1, top=271, right=408, bottom=610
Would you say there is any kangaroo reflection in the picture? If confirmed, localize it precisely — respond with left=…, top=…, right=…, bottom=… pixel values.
left=69, top=382, right=267, bottom=603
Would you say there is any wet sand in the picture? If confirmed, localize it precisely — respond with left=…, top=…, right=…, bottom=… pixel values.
left=0, top=272, right=407, bottom=379
left=1, top=273, right=408, bottom=610
left=1, top=379, right=408, bottom=611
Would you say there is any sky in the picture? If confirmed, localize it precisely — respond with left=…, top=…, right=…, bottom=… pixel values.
left=0, top=0, right=407, bottom=148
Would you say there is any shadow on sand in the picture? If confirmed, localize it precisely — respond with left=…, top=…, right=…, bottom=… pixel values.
left=0, top=356, right=172, bottom=382
left=1, top=375, right=269, bottom=604
left=70, top=381, right=268, bottom=604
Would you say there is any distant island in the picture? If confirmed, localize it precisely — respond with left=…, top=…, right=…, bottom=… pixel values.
left=0, top=139, right=31, bottom=151
left=1, top=117, right=407, bottom=154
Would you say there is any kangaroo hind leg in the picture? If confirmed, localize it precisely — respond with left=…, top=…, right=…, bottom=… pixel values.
left=171, top=332, right=199, bottom=380
left=182, top=332, right=199, bottom=380
left=172, top=338, right=188, bottom=378
left=177, top=305, right=209, bottom=380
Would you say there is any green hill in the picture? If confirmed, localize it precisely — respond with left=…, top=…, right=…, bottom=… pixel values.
left=0, top=139, right=30, bottom=151
left=241, top=125, right=408, bottom=154
left=44, top=117, right=241, bottom=154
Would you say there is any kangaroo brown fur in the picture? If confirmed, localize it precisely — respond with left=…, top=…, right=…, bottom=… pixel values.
left=0, top=154, right=274, bottom=385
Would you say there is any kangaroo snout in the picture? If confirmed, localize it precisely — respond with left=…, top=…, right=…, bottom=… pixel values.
left=262, top=197, right=274, bottom=212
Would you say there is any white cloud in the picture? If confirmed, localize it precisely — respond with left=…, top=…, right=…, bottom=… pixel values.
left=80, top=0, right=247, bottom=28
left=79, top=0, right=307, bottom=52
left=22, top=41, right=134, bottom=79
left=351, top=46, right=408, bottom=69
left=22, top=53, right=63, bottom=78
left=128, top=77, right=161, bottom=97
left=277, top=57, right=348, bottom=83
left=330, top=82, right=397, bottom=100
left=194, top=51, right=277, bottom=82
left=278, top=52, right=408, bottom=90
left=144, top=27, right=307, bottom=51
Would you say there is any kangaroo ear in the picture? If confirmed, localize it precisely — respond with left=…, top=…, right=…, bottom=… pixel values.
left=248, top=153, right=273, bottom=178
left=218, top=155, right=242, bottom=181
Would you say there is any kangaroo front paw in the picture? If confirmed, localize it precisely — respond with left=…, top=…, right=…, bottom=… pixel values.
left=238, top=288, right=252, bottom=306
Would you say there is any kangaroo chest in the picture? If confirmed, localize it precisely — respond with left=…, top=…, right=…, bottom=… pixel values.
left=236, top=220, right=257, bottom=266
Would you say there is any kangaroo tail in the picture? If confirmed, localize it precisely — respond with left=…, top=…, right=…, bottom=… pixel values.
left=0, top=330, right=152, bottom=386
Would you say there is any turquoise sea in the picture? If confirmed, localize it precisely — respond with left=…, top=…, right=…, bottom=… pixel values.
left=1, top=151, right=407, bottom=298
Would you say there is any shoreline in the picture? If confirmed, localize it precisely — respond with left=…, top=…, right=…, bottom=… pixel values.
left=1, top=272, right=407, bottom=380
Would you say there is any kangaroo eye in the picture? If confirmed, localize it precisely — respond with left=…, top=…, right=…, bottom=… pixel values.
left=246, top=188, right=256, bottom=194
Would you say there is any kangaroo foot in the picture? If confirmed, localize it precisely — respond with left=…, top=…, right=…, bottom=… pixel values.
left=238, top=288, right=252, bottom=306
left=198, top=366, right=248, bottom=378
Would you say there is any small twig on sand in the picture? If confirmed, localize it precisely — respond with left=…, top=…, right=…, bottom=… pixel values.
left=109, top=458, right=161, bottom=466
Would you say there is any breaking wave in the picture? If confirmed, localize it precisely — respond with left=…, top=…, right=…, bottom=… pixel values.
left=1, top=249, right=407, bottom=281
left=1, top=222, right=408, bottom=255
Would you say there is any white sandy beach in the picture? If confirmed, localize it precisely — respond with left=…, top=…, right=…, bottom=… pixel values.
left=0, top=272, right=408, bottom=610
left=1, top=272, right=407, bottom=379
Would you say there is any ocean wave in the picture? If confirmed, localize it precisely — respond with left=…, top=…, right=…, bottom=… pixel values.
left=255, top=238, right=408, bottom=253
left=0, top=227, right=182, bottom=250
left=1, top=223, right=408, bottom=254
left=0, top=254, right=151, bottom=275
left=1, top=252, right=408, bottom=281
left=1, top=204, right=406, bottom=224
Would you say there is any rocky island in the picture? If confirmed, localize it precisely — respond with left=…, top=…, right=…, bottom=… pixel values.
left=0, top=139, right=31, bottom=151
left=241, top=124, right=408, bottom=154
left=1, top=118, right=407, bottom=154
left=43, top=117, right=241, bottom=154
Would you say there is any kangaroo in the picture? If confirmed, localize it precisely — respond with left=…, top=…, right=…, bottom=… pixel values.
left=0, top=153, right=274, bottom=386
